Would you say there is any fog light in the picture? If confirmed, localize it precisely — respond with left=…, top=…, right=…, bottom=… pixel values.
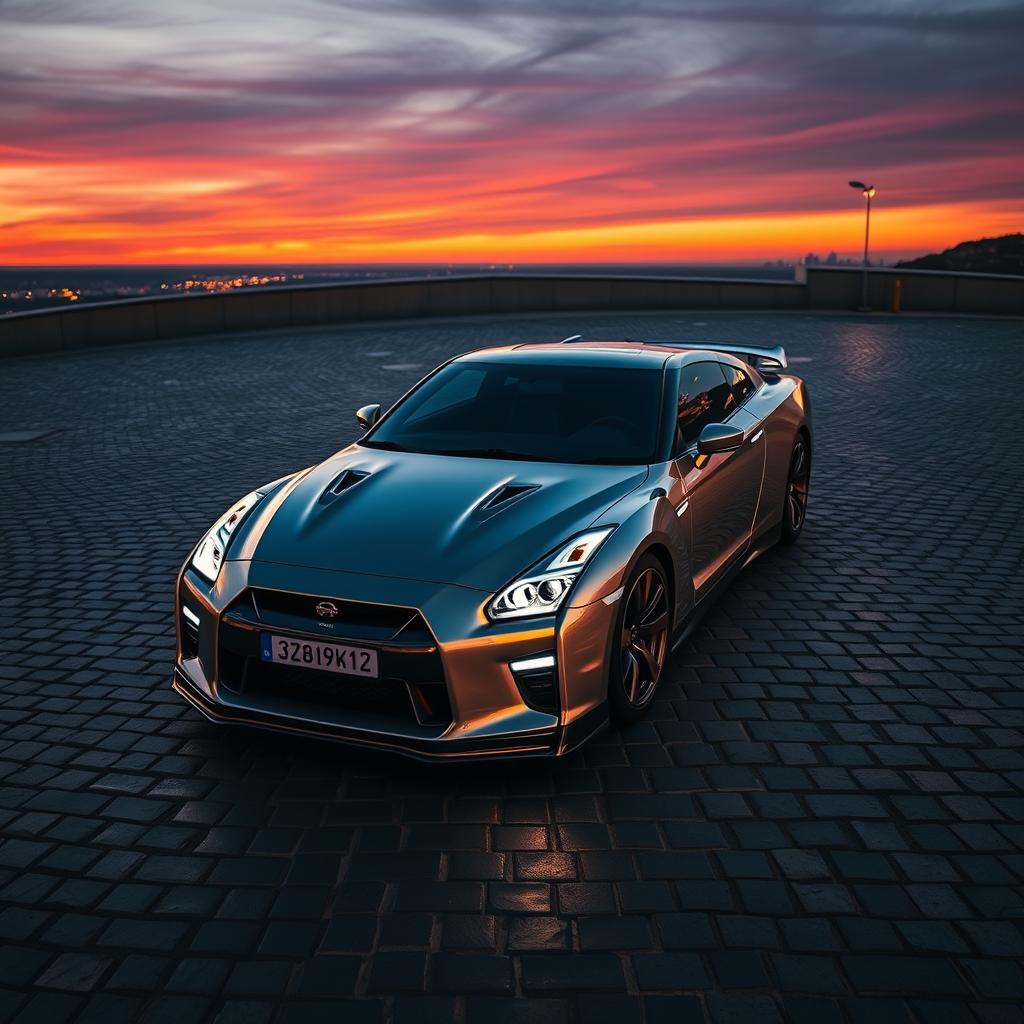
left=510, top=653, right=558, bottom=713
left=510, top=654, right=556, bottom=673
left=180, top=604, right=201, bottom=657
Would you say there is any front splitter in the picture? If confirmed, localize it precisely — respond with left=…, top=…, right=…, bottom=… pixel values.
left=172, top=668, right=566, bottom=763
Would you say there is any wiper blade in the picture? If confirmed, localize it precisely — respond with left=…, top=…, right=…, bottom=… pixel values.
left=575, top=456, right=646, bottom=465
left=435, top=448, right=555, bottom=463
left=359, top=439, right=405, bottom=451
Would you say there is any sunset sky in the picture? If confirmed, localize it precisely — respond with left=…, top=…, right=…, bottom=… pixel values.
left=2, top=0, right=1022, bottom=265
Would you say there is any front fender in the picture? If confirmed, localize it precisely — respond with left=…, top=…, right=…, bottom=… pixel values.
left=567, top=476, right=691, bottom=627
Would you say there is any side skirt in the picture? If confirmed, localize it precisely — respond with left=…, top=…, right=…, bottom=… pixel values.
left=670, top=520, right=782, bottom=653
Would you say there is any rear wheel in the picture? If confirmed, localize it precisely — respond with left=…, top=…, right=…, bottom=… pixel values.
left=609, top=554, right=671, bottom=725
left=780, top=433, right=811, bottom=544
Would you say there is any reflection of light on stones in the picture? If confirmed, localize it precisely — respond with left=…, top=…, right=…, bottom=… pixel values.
left=836, top=324, right=886, bottom=372
left=382, top=363, right=421, bottom=370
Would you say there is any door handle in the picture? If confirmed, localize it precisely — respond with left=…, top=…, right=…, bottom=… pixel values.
left=749, top=428, right=764, bottom=444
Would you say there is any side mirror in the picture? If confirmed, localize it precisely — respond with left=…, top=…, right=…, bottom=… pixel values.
left=355, top=403, right=382, bottom=431
left=697, top=422, right=744, bottom=455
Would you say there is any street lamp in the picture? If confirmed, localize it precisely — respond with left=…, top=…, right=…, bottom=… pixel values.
left=848, top=180, right=876, bottom=310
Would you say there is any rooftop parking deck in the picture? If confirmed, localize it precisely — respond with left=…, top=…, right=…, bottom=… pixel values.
left=1, top=310, right=1022, bottom=1021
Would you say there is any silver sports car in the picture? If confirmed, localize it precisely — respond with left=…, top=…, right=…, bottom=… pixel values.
left=173, top=338, right=811, bottom=760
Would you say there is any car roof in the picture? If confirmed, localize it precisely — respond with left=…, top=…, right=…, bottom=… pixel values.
left=456, top=340, right=729, bottom=369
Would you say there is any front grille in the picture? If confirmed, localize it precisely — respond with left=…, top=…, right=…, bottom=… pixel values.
left=248, top=589, right=432, bottom=645
left=218, top=588, right=452, bottom=728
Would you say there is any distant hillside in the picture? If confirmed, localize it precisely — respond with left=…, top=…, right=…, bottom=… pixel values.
left=896, top=234, right=1024, bottom=276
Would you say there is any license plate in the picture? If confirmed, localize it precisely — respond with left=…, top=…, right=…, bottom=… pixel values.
left=260, top=633, right=379, bottom=678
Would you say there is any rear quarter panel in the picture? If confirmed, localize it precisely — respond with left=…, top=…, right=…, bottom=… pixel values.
left=745, top=374, right=811, bottom=538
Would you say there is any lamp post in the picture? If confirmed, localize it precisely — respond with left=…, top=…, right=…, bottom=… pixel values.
left=848, top=180, right=875, bottom=310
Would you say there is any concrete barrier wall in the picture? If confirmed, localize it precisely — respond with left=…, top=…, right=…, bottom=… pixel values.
left=1, top=268, right=1021, bottom=359
left=800, top=266, right=1024, bottom=316
left=0, top=274, right=802, bottom=358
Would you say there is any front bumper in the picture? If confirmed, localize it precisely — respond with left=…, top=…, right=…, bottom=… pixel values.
left=172, top=559, right=615, bottom=761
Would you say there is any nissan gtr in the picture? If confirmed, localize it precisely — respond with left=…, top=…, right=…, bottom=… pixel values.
left=172, top=338, right=812, bottom=760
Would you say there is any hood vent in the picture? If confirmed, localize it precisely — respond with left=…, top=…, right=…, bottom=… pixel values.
left=478, top=483, right=539, bottom=513
left=321, top=469, right=370, bottom=503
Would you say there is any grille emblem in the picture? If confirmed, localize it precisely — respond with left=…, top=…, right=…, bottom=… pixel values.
left=315, top=601, right=339, bottom=619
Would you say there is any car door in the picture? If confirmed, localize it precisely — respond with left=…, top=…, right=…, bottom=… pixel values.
left=674, top=361, right=765, bottom=598
left=718, top=359, right=768, bottom=547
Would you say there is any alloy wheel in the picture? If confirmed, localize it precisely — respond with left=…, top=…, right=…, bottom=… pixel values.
left=787, top=437, right=810, bottom=532
left=620, top=566, right=669, bottom=707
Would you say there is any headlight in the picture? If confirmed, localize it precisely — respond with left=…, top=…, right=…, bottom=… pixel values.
left=190, top=490, right=262, bottom=583
left=487, top=528, right=613, bottom=620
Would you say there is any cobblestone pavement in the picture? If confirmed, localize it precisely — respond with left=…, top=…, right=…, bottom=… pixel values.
left=1, top=311, right=1023, bottom=1024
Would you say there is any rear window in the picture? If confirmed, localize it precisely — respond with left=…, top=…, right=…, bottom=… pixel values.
left=722, top=364, right=758, bottom=406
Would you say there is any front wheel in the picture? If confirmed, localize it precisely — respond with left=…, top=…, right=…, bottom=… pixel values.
left=780, top=433, right=811, bottom=545
left=609, top=554, right=671, bottom=726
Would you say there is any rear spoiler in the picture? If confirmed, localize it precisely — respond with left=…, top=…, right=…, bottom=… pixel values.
left=652, top=340, right=788, bottom=370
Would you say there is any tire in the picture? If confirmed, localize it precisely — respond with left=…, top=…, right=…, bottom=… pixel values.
left=780, top=432, right=811, bottom=545
left=609, top=553, right=672, bottom=726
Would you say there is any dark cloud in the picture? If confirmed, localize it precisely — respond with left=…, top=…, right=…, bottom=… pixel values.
left=0, top=0, right=1020, bottom=259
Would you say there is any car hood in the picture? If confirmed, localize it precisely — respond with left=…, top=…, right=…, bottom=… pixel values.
left=242, top=446, right=649, bottom=591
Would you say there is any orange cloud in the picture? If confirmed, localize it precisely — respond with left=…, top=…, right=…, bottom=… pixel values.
left=1, top=1, right=1021, bottom=264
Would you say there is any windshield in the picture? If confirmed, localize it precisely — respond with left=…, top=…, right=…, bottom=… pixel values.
left=362, top=359, right=663, bottom=464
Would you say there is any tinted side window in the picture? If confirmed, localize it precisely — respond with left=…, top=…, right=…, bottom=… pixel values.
left=675, top=362, right=733, bottom=452
left=723, top=364, right=756, bottom=406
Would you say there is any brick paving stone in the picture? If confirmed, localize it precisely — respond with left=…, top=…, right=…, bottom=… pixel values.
left=464, top=997, right=567, bottom=1024
left=319, top=915, right=376, bottom=952
left=711, top=949, right=771, bottom=989
left=506, top=916, right=571, bottom=952
left=577, top=914, right=654, bottom=950
left=633, top=951, right=710, bottom=990
left=430, top=953, right=513, bottom=993
left=644, top=994, right=706, bottom=1023
left=294, top=956, right=360, bottom=996
left=33, top=952, right=113, bottom=992
left=521, top=953, right=626, bottom=992
left=367, top=951, right=427, bottom=993
left=165, top=958, right=232, bottom=995
left=440, top=914, right=496, bottom=950
left=1, top=311, right=1022, bottom=1019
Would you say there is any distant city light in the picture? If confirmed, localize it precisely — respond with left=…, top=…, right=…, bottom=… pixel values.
left=1, top=271, right=311, bottom=312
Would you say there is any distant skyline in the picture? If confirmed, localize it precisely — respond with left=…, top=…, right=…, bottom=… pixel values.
left=2, top=0, right=1022, bottom=265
